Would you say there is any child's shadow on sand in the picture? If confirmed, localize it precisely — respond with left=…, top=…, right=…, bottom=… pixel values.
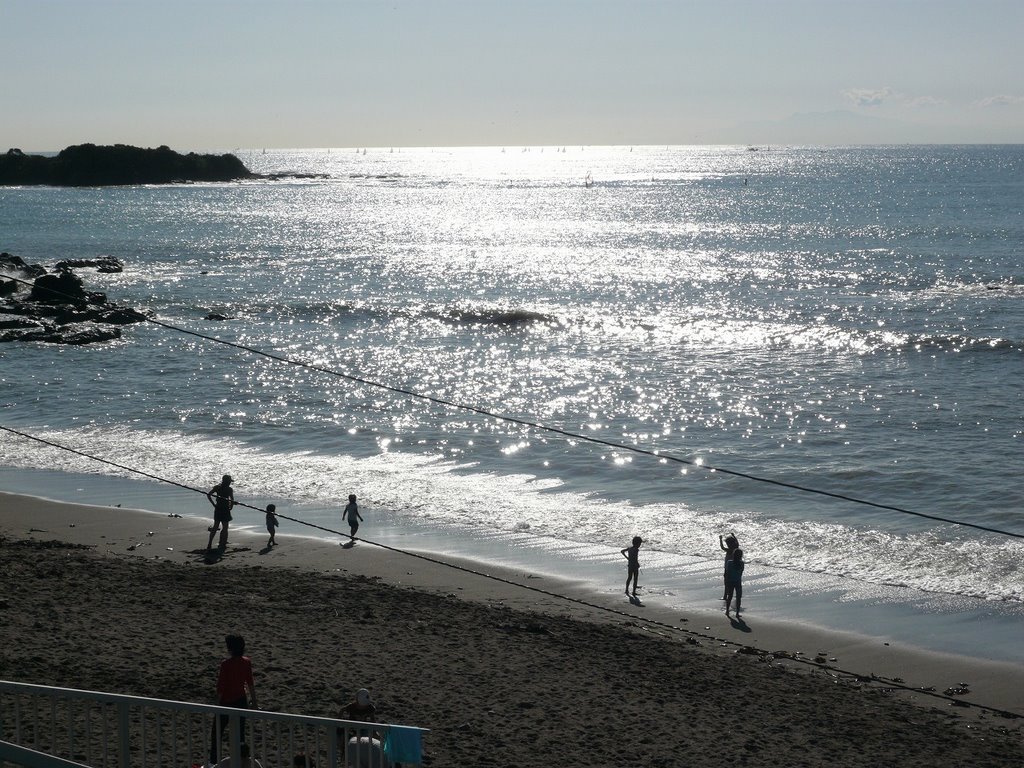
left=192, top=546, right=251, bottom=564
left=628, top=595, right=644, bottom=607
left=198, top=549, right=222, bottom=564
left=729, top=616, right=752, bottom=633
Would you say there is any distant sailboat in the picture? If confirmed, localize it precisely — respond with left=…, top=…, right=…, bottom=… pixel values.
left=584, top=172, right=593, bottom=188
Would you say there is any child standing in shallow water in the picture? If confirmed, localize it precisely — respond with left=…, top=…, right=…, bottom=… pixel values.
left=621, top=536, right=642, bottom=598
left=342, top=494, right=362, bottom=539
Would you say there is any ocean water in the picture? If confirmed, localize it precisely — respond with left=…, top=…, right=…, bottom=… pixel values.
left=1, top=145, right=1022, bottom=655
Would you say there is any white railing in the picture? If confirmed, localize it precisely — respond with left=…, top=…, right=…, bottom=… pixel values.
left=0, top=681, right=425, bottom=768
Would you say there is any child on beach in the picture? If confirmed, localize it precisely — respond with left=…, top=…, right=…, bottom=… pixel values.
left=724, top=548, right=745, bottom=617
left=210, top=634, right=259, bottom=765
left=206, top=474, right=235, bottom=551
left=621, top=536, right=642, bottom=598
left=265, top=504, right=279, bottom=547
left=340, top=688, right=385, bottom=762
left=719, top=533, right=739, bottom=600
left=342, top=494, right=362, bottom=539
left=342, top=687, right=377, bottom=724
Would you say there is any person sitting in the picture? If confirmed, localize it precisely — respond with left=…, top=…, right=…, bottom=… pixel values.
left=341, top=688, right=389, bottom=768
left=343, top=688, right=377, bottom=725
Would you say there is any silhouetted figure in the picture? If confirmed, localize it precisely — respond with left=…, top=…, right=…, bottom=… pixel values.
left=343, top=688, right=377, bottom=724
left=621, top=536, right=643, bottom=598
left=719, top=533, right=739, bottom=599
left=210, top=634, right=258, bottom=765
left=207, top=475, right=235, bottom=551
left=725, top=548, right=745, bottom=617
left=341, top=689, right=388, bottom=767
left=342, top=494, right=362, bottom=539
left=265, top=504, right=279, bottom=547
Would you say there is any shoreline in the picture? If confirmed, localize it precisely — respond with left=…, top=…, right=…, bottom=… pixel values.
left=2, top=489, right=1022, bottom=721
left=3, top=490, right=1024, bottom=766
left=2, top=463, right=1022, bottom=668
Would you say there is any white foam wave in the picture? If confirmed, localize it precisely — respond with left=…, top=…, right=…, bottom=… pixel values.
left=1, top=424, right=1020, bottom=604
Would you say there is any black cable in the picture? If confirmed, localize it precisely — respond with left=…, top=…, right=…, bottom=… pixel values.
left=4, top=272, right=1021, bottom=539
left=1, top=422, right=1018, bottom=719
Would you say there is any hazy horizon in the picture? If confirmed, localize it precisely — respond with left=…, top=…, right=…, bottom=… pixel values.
left=7, top=139, right=1024, bottom=157
left=3, top=0, right=1022, bottom=150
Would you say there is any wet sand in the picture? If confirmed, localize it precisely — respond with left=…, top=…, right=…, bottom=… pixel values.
left=1, top=492, right=1022, bottom=767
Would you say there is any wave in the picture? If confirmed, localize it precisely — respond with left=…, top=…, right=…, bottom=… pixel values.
left=927, top=279, right=1024, bottom=298
left=429, top=307, right=555, bottom=326
left=901, top=333, right=1022, bottom=354
left=346, top=173, right=405, bottom=181
left=139, top=296, right=1022, bottom=356
left=190, top=301, right=558, bottom=328
left=1, top=424, right=1020, bottom=605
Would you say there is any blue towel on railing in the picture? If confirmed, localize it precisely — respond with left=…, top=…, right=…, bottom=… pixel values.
left=383, top=726, right=422, bottom=764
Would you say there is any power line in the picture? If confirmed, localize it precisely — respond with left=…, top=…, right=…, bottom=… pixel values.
left=2, top=422, right=1018, bottom=719
left=4, top=272, right=1022, bottom=539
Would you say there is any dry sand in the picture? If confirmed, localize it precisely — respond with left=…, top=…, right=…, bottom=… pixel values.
left=1, top=491, right=1022, bottom=767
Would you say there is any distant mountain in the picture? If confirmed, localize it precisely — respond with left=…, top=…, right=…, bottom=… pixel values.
left=0, top=144, right=253, bottom=186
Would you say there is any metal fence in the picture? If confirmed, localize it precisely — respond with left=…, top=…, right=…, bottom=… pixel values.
left=0, top=681, right=424, bottom=768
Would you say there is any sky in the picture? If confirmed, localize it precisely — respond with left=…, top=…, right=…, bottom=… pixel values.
left=2, top=0, right=1022, bottom=150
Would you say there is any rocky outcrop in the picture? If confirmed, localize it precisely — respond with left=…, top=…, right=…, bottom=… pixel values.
left=29, top=270, right=90, bottom=304
left=0, top=253, right=146, bottom=344
left=54, top=256, right=124, bottom=273
left=1, top=252, right=47, bottom=278
left=0, top=144, right=253, bottom=186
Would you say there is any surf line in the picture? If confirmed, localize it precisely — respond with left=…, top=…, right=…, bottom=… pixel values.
left=2, top=422, right=1020, bottom=720
left=7, top=272, right=1024, bottom=540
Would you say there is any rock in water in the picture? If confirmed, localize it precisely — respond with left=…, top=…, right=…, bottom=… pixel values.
left=30, top=271, right=87, bottom=304
left=0, top=144, right=253, bottom=186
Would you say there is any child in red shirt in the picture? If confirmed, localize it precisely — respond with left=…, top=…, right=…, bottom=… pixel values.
left=210, top=634, right=258, bottom=764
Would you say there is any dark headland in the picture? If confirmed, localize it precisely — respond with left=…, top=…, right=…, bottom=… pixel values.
left=0, top=144, right=253, bottom=186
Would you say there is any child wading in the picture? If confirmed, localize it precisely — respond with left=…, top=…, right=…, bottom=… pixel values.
left=621, top=536, right=642, bottom=598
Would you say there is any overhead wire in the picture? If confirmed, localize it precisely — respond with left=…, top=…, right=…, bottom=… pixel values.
left=3, top=271, right=1021, bottom=539
left=3, top=275, right=1023, bottom=716
left=2, top=421, right=1019, bottom=720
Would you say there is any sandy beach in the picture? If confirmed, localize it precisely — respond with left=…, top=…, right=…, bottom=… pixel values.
left=1, top=490, right=1022, bottom=767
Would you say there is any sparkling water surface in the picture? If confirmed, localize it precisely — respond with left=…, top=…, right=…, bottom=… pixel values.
left=1, top=146, right=1022, bottom=626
